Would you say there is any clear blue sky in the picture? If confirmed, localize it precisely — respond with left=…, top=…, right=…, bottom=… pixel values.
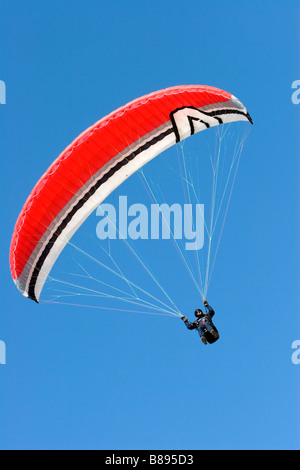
left=1, top=1, right=299, bottom=450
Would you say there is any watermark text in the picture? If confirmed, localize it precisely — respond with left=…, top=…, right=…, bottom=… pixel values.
left=291, top=340, right=300, bottom=365
left=291, top=80, right=300, bottom=104
left=0, top=340, right=6, bottom=364
left=0, top=80, right=6, bottom=104
left=96, top=196, right=205, bottom=251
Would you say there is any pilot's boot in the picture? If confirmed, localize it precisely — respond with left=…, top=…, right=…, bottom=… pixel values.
left=210, top=329, right=219, bottom=339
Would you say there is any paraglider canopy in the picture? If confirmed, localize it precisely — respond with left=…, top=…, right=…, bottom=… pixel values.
left=9, top=85, right=252, bottom=303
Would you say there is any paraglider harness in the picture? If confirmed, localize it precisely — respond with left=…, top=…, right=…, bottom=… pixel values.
left=201, top=304, right=219, bottom=344
left=201, top=323, right=219, bottom=344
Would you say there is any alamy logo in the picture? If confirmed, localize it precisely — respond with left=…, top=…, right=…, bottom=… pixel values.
left=291, top=80, right=300, bottom=105
left=96, top=196, right=205, bottom=251
left=291, top=340, right=300, bottom=365
left=0, top=340, right=6, bottom=364
left=0, top=80, right=6, bottom=104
